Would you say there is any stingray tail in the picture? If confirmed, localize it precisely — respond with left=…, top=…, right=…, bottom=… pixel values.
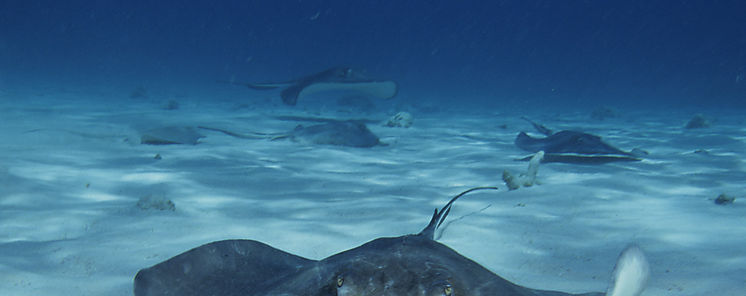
left=606, top=244, right=650, bottom=296
left=520, top=116, right=553, bottom=136
left=418, top=186, right=499, bottom=239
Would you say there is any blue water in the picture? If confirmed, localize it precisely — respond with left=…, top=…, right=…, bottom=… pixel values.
left=1, top=1, right=744, bottom=111
left=2, top=2, right=746, bottom=295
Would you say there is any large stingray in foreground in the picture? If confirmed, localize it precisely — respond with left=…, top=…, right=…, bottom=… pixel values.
left=134, top=187, right=649, bottom=296
left=230, top=66, right=398, bottom=105
left=515, top=118, right=644, bottom=164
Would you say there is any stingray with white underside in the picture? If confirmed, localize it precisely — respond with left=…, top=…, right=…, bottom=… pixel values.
left=227, top=66, right=398, bottom=105
left=134, top=187, right=649, bottom=296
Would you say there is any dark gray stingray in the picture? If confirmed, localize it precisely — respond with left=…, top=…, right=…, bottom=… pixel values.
left=134, top=187, right=649, bottom=296
left=199, top=120, right=382, bottom=148
left=272, top=115, right=380, bottom=124
left=279, top=120, right=381, bottom=147
left=140, top=126, right=205, bottom=145
left=230, top=67, right=398, bottom=105
left=515, top=118, right=643, bottom=164
left=23, top=127, right=205, bottom=145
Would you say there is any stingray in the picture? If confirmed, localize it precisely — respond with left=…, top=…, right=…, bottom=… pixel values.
left=22, top=126, right=206, bottom=146
left=199, top=120, right=382, bottom=148
left=134, top=187, right=649, bottom=296
left=139, top=126, right=205, bottom=145
left=277, top=120, right=381, bottom=147
left=228, top=66, right=398, bottom=105
left=515, top=118, right=644, bottom=164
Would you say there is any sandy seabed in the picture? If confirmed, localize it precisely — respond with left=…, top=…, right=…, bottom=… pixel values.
left=1, top=91, right=744, bottom=296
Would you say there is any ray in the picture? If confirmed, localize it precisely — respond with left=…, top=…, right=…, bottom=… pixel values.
left=134, top=187, right=648, bottom=296
left=228, top=67, right=398, bottom=105
left=515, top=118, right=643, bottom=164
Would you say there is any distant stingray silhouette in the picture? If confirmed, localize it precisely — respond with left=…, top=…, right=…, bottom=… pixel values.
left=225, top=66, right=398, bottom=105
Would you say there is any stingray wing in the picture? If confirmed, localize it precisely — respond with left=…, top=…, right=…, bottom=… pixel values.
left=232, top=67, right=397, bottom=105
left=281, top=80, right=398, bottom=105
left=243, top=82, right=294, bottom=90
left=217, top=79, right=295, bottom=90
left=290, top=121, right=380, bottom=147
left=134, top=239, right=316, bottom=296
left=515, top=131, right=640, bottom=164
left=302, top=235, right=604, bottom=296
left=297, top=80, right=398, bottom=99
left=140, top=126, right=205, bottom=145
left=532, top=153, right=640, bottom=164
left=515, top=131, right=547, bottom=152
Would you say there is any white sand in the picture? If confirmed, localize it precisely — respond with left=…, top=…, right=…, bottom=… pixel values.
left=0, top=90, right=744, bottom=295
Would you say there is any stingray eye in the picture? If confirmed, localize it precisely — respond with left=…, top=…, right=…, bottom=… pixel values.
left=443, top=284, right=453, bottom=296
left=336, top=276, right=344, bottom=287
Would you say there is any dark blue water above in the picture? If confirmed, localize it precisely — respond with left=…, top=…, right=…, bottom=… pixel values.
left=1, top=0, right=744, bottom=110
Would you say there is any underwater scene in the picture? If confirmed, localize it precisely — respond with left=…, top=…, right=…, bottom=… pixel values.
left=1, top=1, right=745, bottom=295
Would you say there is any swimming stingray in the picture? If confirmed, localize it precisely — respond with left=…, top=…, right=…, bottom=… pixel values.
left=199, top=120, right=382, bottom=148
left=139, top=126, right=205, bottom=145
left=22, top=126, right=206, bottom=146
left=134, top=187, right=649, bottom=296
left=229, top=66, right=398, bottom=105
left=515, top=118, right=645, bottom=164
